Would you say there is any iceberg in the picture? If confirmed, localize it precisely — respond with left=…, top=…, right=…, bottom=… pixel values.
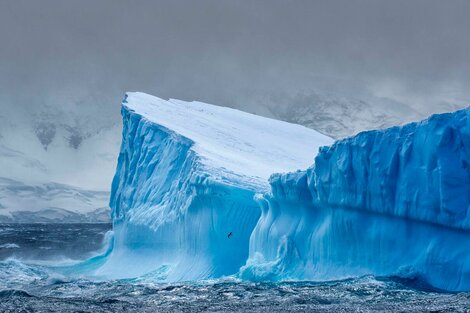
left=97, top=92, right=332, bottom=280
left=98, top=92, right=470, bottom=291
left=243, top=107, right=470, bottom=291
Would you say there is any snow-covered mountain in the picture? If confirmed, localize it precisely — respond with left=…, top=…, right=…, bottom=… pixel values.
left=267, top=92, right=421, bottom=138
left=260, top=90, right=442, bottom=139
left=0, top=96, right=121, bottom=222
left=0, top=177, right=110, bottom=223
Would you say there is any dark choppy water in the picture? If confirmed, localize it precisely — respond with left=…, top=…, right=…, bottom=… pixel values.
left=1, top=223, right=470, bottom=312
left=0, top=223, right=111, bottom=261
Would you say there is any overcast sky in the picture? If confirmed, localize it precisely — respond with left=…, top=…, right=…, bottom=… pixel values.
left=0, top=0, right=469, bottom=116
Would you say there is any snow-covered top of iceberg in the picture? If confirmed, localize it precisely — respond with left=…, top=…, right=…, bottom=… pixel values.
left=123, top=92, right=333, bottom=186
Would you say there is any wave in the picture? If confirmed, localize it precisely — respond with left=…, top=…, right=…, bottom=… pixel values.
left=0, top=243, right=20, bottom=249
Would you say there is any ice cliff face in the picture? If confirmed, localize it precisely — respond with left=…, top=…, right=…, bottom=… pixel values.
left=101, top=92, right=470, bottom=291
left=243, top=107, right=470, bottom=291
left=99, top=92, right=332, bottom=280
left=311, top=109, right=470, bottom=229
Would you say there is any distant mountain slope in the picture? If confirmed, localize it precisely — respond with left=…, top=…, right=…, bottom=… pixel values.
left=0, top=178, right=110, bottom=223
left=265, top=92, right=423, bottom=139
left=266, top=92, right=470, bottom=138
left=0, top=97, right=120, bottom=222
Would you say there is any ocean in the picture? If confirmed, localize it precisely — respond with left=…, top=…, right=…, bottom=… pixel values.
left=0, top=223, right=469, bottom=312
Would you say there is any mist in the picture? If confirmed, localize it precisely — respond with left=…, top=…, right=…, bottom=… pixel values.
left=1, top=0, right=469, bottom=116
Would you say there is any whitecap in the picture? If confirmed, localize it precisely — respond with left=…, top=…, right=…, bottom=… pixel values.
left=0, top=243, right=20, bottom=249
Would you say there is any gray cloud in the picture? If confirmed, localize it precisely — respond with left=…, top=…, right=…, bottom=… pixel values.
left=0, top=0, right=469, bottom=115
